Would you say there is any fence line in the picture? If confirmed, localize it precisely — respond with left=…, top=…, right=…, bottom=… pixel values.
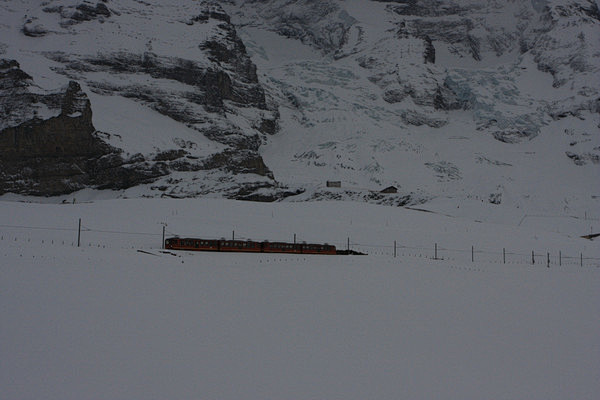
left=2, top=221, right=599, bottom=267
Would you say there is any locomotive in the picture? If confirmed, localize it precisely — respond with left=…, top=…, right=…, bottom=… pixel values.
left=165, top=237, right=337, bottom=255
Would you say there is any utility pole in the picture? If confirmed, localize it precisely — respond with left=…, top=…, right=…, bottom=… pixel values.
left=160, top=222, right=167, bottom=249
left=77, top=218, right=81, bottom=247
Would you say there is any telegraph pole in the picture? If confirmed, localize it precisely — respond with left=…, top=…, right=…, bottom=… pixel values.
left=160, top=222, right=167, bottom=249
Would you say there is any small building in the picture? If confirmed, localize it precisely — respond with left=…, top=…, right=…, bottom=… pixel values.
left=326, top=181, right=341, bottom=188
left=380, top=186, right=398, bottom=194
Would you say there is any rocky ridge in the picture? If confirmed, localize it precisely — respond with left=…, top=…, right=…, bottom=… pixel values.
left=1, top=0, right=289, bottom=199
left=0, top=60, right=164, bottom=195
left=0, top=0, right=598, bottom=211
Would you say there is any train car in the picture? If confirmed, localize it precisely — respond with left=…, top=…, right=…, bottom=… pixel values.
left=165, top=237, right=219, bottom=251
left=262, top=241, right=303, bottom=254
left=301, top=243, right=337, bottom=255
left=165, top=237, right=337, bottom=255
left=219, top=239, right=262, bottom=253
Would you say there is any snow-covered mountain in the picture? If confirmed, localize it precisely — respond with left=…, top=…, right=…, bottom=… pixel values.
left=1, top=0, right=599, bottom=216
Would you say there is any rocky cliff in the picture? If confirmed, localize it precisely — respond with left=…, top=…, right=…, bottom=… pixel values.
left=0, top=0, right=598, bottom=213
left=0, top=60, right=171, bottom=195
left=0, top=0, right=287, bottom=199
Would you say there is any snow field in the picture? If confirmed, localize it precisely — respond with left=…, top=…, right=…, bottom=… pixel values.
left=1, top=198, right=599, bottom=399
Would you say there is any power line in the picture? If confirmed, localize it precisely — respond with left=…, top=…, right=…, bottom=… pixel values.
left=0, top=224, right=76, bottom=232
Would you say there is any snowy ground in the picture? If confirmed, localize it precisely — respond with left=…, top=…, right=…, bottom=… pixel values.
left=1, top=198, right=599, bottom=399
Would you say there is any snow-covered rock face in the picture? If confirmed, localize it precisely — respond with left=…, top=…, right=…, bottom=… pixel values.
left=0, top=0, right=283, bottom=199
left=0, top=0, right=598, bottom=215
left=225, top=0, right=599, bottom=214
left=230, top=0, right=356, bottom=54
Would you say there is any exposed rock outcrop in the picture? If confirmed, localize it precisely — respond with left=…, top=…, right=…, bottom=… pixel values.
left=2, top=1, right=282, bottom=198
left=0, top=61, right=168, bottom=195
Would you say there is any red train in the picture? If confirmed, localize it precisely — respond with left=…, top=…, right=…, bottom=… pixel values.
left=165, top=237, right=337, bottom=255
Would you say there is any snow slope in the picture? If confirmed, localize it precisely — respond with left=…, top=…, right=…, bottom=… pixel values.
left=1, top=198, right=599, bottom=399
left=230, top=0, right=600, bottom=215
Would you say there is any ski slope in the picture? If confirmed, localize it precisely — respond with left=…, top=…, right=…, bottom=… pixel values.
left=1, top=198, right=599, bottom=399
